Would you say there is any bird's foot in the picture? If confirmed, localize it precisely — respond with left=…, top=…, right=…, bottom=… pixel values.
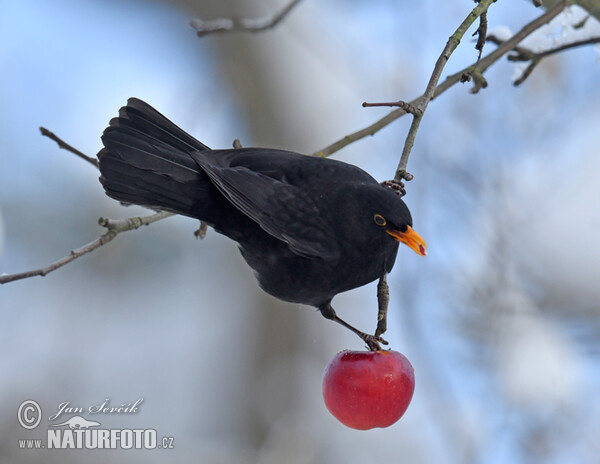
left=361, top=333, right=389, bottom=352
left=318, top=303, right=389, bottom=351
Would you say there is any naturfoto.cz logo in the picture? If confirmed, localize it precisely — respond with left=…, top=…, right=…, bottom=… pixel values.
left=17, top=398, right=175, bottom=451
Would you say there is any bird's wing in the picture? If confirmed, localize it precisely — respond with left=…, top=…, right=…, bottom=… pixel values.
left=191, top=152, right=339, bottom=259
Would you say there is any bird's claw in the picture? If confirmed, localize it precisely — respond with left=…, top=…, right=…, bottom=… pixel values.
left=362, top=333, right=389, bottom=351
left=381, top=179, right=407, bottom=197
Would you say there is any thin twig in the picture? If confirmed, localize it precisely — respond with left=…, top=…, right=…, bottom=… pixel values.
left=0, top=211, right=173, bottom=284
left=316, top=0, right=500, bottom=167
left=467, top=70, right=489, bottom=94
left=489, top=34, right=600, bottom=62
left=513, top=59, right=542, bottom=86
left=473, top=10, right=488, bottom=63
left=5, top=1, right=572, bottom=286
left=1, top=130, right=174, bottom=284
left=509, top=36, right=600, bottom=85
left=455, top=1, right=568, bottom=75
left=393, top=0, right=496, bottom=181
left=462, top=3, right=490, bottom=87
left=362, top=100, right=422, bottom=116
left=312, top=1, right=569, bottom=161
left=190, top=0, right=303, bottom=37
left=40, top=127, right=99, bottom=169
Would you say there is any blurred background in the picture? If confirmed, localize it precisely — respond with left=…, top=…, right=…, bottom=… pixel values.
left=1, top=0, right=599, bottom=463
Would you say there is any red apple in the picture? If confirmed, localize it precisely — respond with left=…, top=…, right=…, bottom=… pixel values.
left=322, top=350, right=415, bottom=430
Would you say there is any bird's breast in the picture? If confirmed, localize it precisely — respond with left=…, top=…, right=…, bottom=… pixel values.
left=238, top=238, right=398, bottom=307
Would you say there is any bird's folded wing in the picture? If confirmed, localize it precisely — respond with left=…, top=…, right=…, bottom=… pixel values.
left=191, top=152, right=339, bottom=259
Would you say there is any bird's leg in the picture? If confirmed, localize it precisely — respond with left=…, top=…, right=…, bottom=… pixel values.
left=375, top=274, right=389, bottom=339
left=318, top=303, right=388, bottom=351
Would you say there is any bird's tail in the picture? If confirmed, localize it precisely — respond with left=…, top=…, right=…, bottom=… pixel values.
left=98, top=98, right=210, bottom=217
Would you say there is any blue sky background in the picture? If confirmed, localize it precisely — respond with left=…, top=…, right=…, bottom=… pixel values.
left=1, top=1, right=600, bottom=463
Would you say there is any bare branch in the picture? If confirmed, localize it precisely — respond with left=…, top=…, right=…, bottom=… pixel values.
left=463, top=1, right=569, bottom=73
left=489, top=34, right=600, bottom=62
left=40, top=127, right=99, bottom=169
left=395, top=0, right=496, bottom=181
left=511, top=37, right=600, bottom=84
left=465, top=69, right=489, bottom=94
left=0, top=211, right=173, bottom=284
left=362, top=99, right=422, bottom=116
left=473, top=10, right=489, bottom=63
left=6, top=121, right=247, bottom=283
left=487, top=32, right=600, bottom=87
left=191, top=0, right=303, bottom=37
left=1, top=126, right=174, bottom=284
left=514, top=59, right=542, bottom=86
left=5, top=1, right=575, bottom=286
left=312, top=1, right=569, bottom=163
left=315, top=0, right=500, bottom=163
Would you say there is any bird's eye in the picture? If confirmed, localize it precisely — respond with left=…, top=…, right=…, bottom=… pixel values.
left=374, top=214, right=387, bottom=226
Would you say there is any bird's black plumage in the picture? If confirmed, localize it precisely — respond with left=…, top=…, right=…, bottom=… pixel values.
left=98, top=98, right=426, bottom=348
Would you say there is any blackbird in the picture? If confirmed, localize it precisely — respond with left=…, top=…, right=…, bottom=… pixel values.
left=98, top=98, right=426, bottom=349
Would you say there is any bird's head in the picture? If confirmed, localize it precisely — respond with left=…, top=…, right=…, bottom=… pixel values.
left=361, top=185, right=427, bottom=257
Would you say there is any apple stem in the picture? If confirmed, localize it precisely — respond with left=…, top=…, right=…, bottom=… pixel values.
left=375, top=274, right=389, bottom=339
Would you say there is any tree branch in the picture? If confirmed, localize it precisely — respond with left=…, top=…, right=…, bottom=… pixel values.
left=523, top=35, right=600, bottom=58
left=473, top=8, right=489, bottom=64
left=450, top=1, right=569, bottom=76
left=312, top=0, right=569, bottom=169
left=40, top=127, right=99, bottom=169
left=0, top=129, right=176, bottom=284
left=487, top=34, right=600, bottom=86
left=544, top=0, right=600, bottom=23
left=362, top=99, right=422, bottom=116
left=190, top=0, right=303, bottom=37
left=3, top=1, right=574, bottom=285
left=0, top=211, right=173, bottom=284
left=370, top=0, right=497, bottom=181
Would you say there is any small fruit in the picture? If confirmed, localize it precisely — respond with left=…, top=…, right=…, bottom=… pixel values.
left=322, top=350, right=415, bottom=430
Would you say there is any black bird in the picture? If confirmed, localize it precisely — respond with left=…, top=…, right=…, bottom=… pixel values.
left=98, top=98, right=426, bottom=349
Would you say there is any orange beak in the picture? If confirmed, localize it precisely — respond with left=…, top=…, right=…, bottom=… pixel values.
left=387, top=226, right=427, bottom=256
